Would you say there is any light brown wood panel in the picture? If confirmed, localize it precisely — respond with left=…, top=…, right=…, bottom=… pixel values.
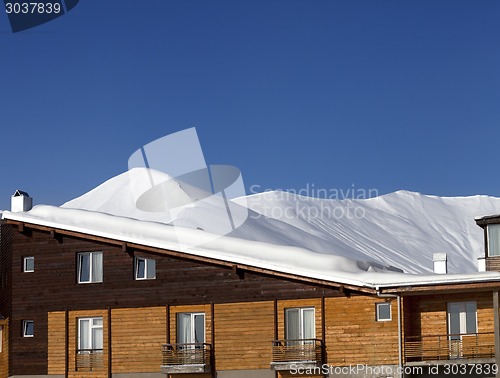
left=48, top=311, right=66, bottom=374
left=0, top=319, right=8, bottom=378
left=325, top=296, right=399, bottom=365
left=111, top=307, right=166, bottom=373
left=214, top=301, right=274, bottom=370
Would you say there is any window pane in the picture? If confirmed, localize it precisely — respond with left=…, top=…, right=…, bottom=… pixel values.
left=285, top=309, right=300, bottom=341
left=194, top=314, right=205, bottom=344
left=377, top=303, right=391, bottom=321
left=92, top=327, right=103, bottom=350
left=488, top=225, right=500, bottom=257
left=23, top=321, right=34, bottom=337
left=136, top=258, right=145, bottom=279
left=147, top=259, right=156, bottom=279
left=177, top=313, right=191, bottom=344
left=465, top=302, right=477, bottom=334
left=79, top=253, right=90, bottom=283
left=448, top=303, right=461, bottom=339
left=79, top=319, right=90, bottom=350
left=302, top=309, right=315, bottom=339
left=92, top=252, right=103, bottom=283
left=24, top=257, right=34, bottom=272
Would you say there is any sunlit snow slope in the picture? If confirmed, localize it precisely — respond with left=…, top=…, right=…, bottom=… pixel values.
left=62, top=170, right=500, bottom=275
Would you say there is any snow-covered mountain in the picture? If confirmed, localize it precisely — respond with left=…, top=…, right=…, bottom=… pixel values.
left=60, top=169, right=500, bottom=275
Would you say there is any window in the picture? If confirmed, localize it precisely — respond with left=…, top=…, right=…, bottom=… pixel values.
left=23, top=256, right=34, bottom=272
left=78, top=252, right=103, bottom=283
left=135, top=257, right=156, bottom=280
left=488, top=225, right=500, bottom=257
left=376, top=303, right=392, bottom=321
left=448, top=301, right=477, bottom=340
left=177, top=313, right=205, bottom=346
left=285, top=307, right=315, bottom=342
left=78, top=317, right=103, bottom=352
left=22, top=320, right=34, bottom=337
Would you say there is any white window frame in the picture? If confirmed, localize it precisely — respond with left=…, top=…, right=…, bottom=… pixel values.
left=176, top=312, right=205, bottom=347
left=78, top=317, right=103, bottom=352
left=488, top=224, right=500, bottom=257
left=376, top=302, right=392, bottom=322
left=134, top=256, right=156, bottom=280
left=22, top=320, right=34, bottom=337
left=77, top=252, right=103, bottom=284
left=285, top=307, right=316, bottom=342
left=447, top=301, right=477, bottom=339
left=23, top=256, right=34, bottom=272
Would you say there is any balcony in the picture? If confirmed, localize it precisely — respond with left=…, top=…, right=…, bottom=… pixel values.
left=161, top=343, right=212, bottom=374
left=76, top=349, right=103, bottom=372
left=271, top=339, right=324, bottom=371
left=404, top=333, right=495, bottom=365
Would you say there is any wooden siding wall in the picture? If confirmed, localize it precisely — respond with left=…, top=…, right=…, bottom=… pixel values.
left=7, top=226, right=341, bottom=375
left=214, top=301, right=274, bottom=370
left=112, top=307, right=166, bottom=373
left=45, top=296, right=403, bottom=377
left=48, top=311, right=66, bottom=375
left=486, top=256, right=500, bottom=272
left=0, top=319, right=8, bottom=378
left=408, top=292, right=494, bottom=337
left=325, top=296, right=399, bottom=366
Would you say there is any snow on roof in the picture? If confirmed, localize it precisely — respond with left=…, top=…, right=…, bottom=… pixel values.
left=3, top=168, right=500, bottom=289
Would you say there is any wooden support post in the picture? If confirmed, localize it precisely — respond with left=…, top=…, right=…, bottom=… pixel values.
left=108, top=308, right=112, bottom=378
left=211, top=302, right=215, bottom=378
left=321, top=295, right=327, bottom=378
left=64, top=309, right=69, bottom=378
left=494, top=291, right=500, bottom=378
left=274, top=299, right=278, bottom=378
left=166, top=304, right=170, bottom=344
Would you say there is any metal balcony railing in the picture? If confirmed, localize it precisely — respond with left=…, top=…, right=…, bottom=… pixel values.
left=162, top=343, right=212, bottom=366
left=76, top=349, right=104, bottom=371
left=404, top=333, right=495, bottom=363
left=271, top=339, right=323, bottom=364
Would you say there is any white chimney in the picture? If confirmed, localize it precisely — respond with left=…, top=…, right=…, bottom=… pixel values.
left=433, top=253, right=447, bottom=274
left=11, top=190, right=33, bottom=212
left=477, top=257, right=486, bottom=272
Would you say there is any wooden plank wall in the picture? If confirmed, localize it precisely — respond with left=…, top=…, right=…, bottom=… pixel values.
left=325, top=296, right=399, bottom=366
left=0, top=319, right=8, bottom=378
left=408, top=292, right=494, bottom=337
left=47, top=297, right=404, bottom=377
left=214, top=301, right=274, bottom=370
left=112, top=307, right=166, bottom=373
left=7, top=226, right=341, bottom=375
left=48, top=311, right=66, bottom=375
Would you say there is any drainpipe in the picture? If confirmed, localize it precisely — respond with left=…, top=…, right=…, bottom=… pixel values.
left=377, top=291, right=403, bottom=378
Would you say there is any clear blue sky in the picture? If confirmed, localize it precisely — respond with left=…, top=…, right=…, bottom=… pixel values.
left=1, top=1, right=499, bottom=211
